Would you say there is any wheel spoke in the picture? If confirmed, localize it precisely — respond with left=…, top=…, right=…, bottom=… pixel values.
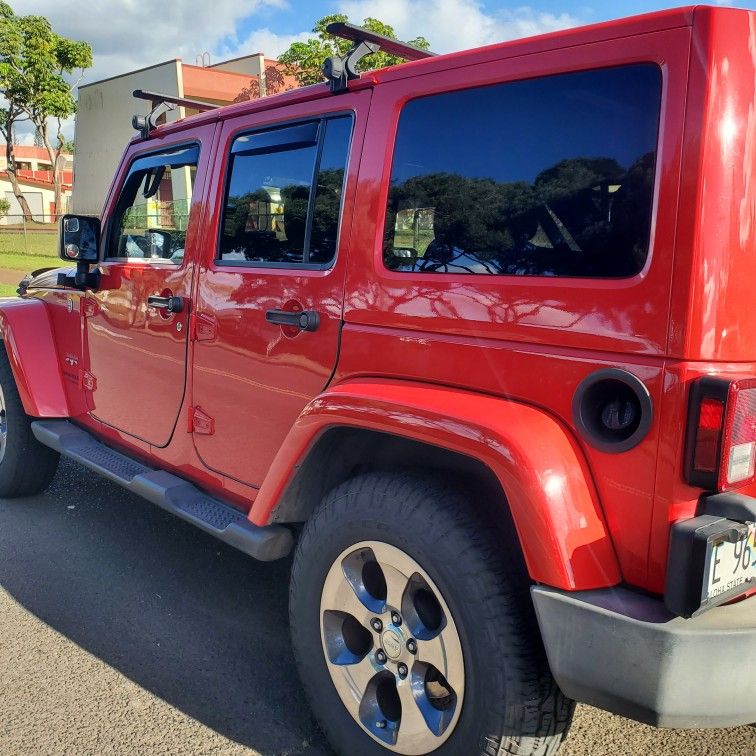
left=342, top=574, right=374, bottom=625
left=379, top=562, right=411, bottom=614
left=416, top=628, right=464, bottom=693
left=322, top=567, right=373, bottom=627
left=394, top=675, right=443, bottom=753
left=328, top=654, right=379, bottom=721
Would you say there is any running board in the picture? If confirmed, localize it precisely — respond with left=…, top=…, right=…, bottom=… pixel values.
left=31, top=420, right=293, bottom=561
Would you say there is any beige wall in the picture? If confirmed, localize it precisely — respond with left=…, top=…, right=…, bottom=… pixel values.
left=208, top=54, right=264, bottom=77
left=0, top=177, right=63, bottom=223
left=73, top=61, right=184, bottom=216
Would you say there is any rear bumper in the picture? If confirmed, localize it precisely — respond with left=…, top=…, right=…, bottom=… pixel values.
left=532, top=585, right=756, bottom=728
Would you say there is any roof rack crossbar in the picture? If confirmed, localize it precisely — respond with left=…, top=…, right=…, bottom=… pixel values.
left=323, top=22, right=436, bottom=93
left=132, top=89, right=219, bottom=112
left=131, top=89, right=218, bottom=138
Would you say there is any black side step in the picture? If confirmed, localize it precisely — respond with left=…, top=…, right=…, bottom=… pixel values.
left=31, top=420, right=293, bottom=561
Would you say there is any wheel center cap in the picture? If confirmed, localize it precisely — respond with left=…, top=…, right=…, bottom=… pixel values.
left=381, top=629, right=403, bottom=660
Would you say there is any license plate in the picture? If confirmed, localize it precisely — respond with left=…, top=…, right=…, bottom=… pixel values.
left=704, top=522, right=756, bottom=603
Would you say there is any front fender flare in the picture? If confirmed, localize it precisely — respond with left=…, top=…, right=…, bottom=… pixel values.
left=0, top=298, right=69, bottom=417
left=251, top=379, right=621, bottom=591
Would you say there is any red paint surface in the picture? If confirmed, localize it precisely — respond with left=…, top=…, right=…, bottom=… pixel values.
left=80, top=122, right=216, bottom=447
left=8, top=5, right=756, bottom=595
left=0, top=298, right=69, bottom=417
left=190, top=90, right=370, bottom=485
left=251, top=378, right=622, bottom=590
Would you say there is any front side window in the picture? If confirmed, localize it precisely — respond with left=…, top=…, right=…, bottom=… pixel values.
left=384, top=65, right=662, bottom=278
left=108, top=145, right=198, bottom=264
left=219, top=115, right=352, bottom=266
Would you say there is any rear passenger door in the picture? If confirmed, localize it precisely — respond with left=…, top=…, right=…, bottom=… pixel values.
left=190, top=91, right=370, bottom=486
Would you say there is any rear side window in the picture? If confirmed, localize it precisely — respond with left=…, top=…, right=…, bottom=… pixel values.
left=383, top=65, right=662, bottom=278
left=219, top=115, right=352, bottom=266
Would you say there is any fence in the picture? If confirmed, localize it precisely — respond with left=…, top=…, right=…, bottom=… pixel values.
left=0, top=216, right=58, bottom=258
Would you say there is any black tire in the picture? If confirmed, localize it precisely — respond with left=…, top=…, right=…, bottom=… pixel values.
left=290, top=472, right=574, bottom=756
left=0, top=345, right=60, bottom=497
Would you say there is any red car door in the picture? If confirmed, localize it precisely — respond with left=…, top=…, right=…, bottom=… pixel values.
left=82, top=125, right=215, bottom=446
left=190, top=90, right=370, bottom=486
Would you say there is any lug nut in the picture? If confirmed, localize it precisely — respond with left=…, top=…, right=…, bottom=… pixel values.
left=397, top=662, right=408, bottom=678
left=406, top=639, right=417, bottom=654
left=375, top=649, right=387, bottom=665
left=371, top=617, right=383, bottom=632
left=391, top=611, right=402, bottom=626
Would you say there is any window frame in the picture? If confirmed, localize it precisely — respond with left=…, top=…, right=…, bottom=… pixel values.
left=215, top=112, right=355, bottom=271
left=104, top=142, right=201, bottom=264
left=380, top=62, right=663, bottom=281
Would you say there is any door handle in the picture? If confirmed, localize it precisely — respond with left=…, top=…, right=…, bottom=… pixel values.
left=148, top=295, right=184, bottom=313
left=265, top=309, right=320, bottom=332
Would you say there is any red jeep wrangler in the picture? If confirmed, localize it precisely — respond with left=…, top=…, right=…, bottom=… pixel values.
left=2, top=6, right=755, bottom=754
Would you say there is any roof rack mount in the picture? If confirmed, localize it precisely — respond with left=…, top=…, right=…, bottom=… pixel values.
left=131, top=89, right=218, bottom=138
left=323, top=22, right=436, bottom=93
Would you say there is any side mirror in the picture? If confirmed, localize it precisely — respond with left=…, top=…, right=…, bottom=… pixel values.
left=59, top=214, right=101, bottom=263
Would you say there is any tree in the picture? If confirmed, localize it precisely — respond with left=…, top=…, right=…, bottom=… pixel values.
left=233, top=65, right=287, bottom=103
left=0, top=2, right=33, bottom=220
left=279, top=14, right=430, bottom=87
left=0, top=4, right=92, bottom=220
left=0, top=196, right=10, bottom=220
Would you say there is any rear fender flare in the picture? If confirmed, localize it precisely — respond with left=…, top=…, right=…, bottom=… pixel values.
left=251, top=378, right=621, bottom=591
left=0, top=298, right=69, bottom=417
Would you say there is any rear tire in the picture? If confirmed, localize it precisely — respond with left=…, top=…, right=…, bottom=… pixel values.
left=0, top=345, right=60, bottom=497
left=289, top=472, right=574, bottom=756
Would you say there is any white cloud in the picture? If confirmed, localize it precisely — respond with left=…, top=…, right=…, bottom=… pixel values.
left=14, top=132, right=37, bottom=147
left=229, top=28, right=314, bottom=59
left=6, top=0, right=584, bottom=142
left=337, top=0, right=583, bottom=53
left=7, top=0, right=291, bottom=142
left=9, top=0, right=290, bottom=84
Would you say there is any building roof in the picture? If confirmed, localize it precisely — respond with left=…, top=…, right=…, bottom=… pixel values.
left=79, top=52, right=291, bottom=91
left=0, top=170, right=72, bottom=191
left=0, top=144, right=73, bottom=161
left=79, top=59, right=181, bottom=89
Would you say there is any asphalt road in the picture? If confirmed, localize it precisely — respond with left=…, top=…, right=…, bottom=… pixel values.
left=1, top=459, right=755, bottom=756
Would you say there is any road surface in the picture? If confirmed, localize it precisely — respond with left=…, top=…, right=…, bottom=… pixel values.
left=1, top=460, right=754, bottom=755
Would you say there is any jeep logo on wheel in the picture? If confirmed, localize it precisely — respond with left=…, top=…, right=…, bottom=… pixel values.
left=381, top=630, right=403, bottom=660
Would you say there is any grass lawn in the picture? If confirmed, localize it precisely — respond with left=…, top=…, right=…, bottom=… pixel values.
left=0, top=230, right=58, bottom=257
left=0, top=251, right=60, bottom=271
left=0, top=230, right=59, bottom=297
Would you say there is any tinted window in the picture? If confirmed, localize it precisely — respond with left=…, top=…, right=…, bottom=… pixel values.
left=310, top=117, right=352, bottom=264
left=219, top=115, right=351, bottom=266
left=384, top=65, right=661, bottom=278
left=109, top=146, right=198, bottom=264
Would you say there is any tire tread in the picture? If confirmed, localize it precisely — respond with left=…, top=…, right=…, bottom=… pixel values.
left=290, top=471, right=574, bottom=756
left=0, top=346, right=59, bottom=498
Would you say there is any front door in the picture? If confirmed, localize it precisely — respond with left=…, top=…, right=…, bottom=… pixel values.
left=83, top=129, right=213, bottom=447
left=191, top=91, right=370, bottom=486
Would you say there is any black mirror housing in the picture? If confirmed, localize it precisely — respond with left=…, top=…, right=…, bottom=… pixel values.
left=59, top=214, right=101, bottom=264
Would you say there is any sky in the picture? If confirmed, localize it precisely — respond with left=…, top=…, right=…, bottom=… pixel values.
left=6, top=0, right=753, bottom=143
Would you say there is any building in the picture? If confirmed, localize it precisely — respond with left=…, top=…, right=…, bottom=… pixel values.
left=73, top=54, right=298, bottom=215
left=0, top=144, right=74, bottom=223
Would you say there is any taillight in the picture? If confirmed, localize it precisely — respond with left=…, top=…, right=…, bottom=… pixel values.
left=685, top=377, right=756, bottom=491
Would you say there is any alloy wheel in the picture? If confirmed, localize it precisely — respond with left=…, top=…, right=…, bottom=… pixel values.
left=319, top=541, right=465, bottom=754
